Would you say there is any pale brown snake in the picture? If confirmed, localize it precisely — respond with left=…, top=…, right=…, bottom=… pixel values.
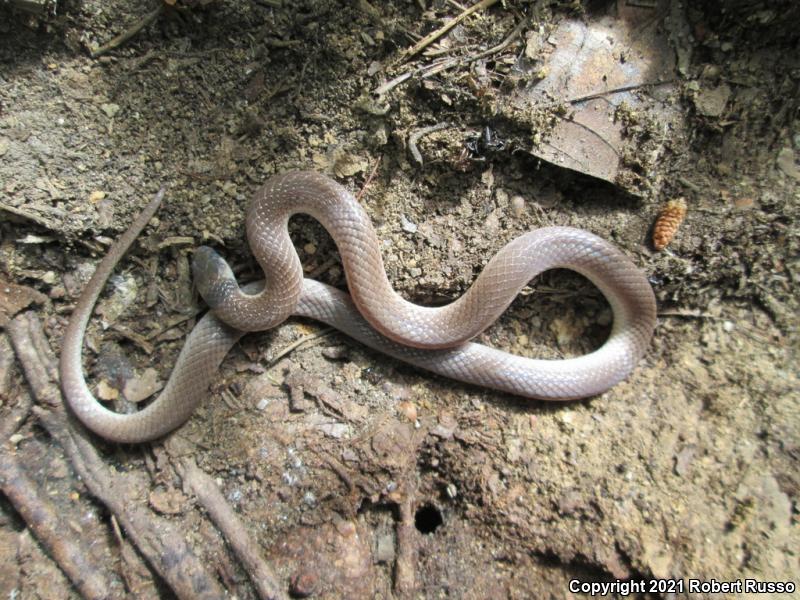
left=60, top=171, right=657, bottom=443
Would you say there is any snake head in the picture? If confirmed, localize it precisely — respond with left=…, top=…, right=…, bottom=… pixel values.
left=192, top=246, right=237, bottom=310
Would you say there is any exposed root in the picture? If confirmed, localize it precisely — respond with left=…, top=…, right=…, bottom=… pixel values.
left=8, top=311, right=227, bottom=600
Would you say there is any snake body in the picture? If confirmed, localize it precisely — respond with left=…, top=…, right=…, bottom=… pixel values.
left=60, top=171, right=656, bottom=443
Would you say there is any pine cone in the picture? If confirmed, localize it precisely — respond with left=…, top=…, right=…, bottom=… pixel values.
left=653, top=198, right=687, bottom=251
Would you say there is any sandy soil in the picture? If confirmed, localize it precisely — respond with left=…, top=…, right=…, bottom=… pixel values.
left=0, top=1, right=797, bottom=598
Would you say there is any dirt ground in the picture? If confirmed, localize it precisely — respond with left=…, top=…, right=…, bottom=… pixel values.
left=0, top=1, right=798, bottom=599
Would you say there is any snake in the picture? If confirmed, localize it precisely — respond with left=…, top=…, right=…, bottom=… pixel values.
left=60, top=171, right=657, bottom=443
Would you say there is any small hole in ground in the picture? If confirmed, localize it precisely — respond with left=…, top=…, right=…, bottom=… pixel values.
left=414, top=504, right=443, bottom=534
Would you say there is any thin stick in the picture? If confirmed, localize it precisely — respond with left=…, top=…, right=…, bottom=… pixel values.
left=146, top=309, right=203, bottom=340
left=657, top=310, right=720, bottom=320
left=268, top=328, right=334, bottom=367
left=399, top=0, right=500, bottom=62
left=307, top=256, right=338, bottom=280
left=561, top=80, right=677, bottom=106
left=393, top=486, right=418, bottom=594
left=91, top=5, right=164, bottom=58
left=8, top=312, right=227, bottom=600
left=5, top=0, right=57, bottom=15
left=374, top=71, right=413, bottom=96
left=0, top=452, right=116, bottom=600
left=376, top=15, right=526, bottom=96
left=0, top=335, right=31, bottom=441
left=472, top=15, right=528, bottom=60
left=176, top=456, right=289, bottom=600
left=408, top=122, right=450, bottom=166
left=357, top=155, right=382, bottom=202
left=110, top=323, right=155, bottom=355
left=0, top=202, right=55, bottom=230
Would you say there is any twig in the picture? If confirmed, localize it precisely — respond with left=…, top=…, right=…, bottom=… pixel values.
left=357, top=155, right=382, bottom=202
left=0, top=202, right=55, bottom=230
left=422, top=42, right=471, bottom=58
left=0, top=394, right=31, bottom=443
left=311, top=450, right=379, bottom=510
left=445, top=0, right=468, bottom=10
left=677, top=176, right=702, bottom=192
left=307, top=256, right=339, bottom=280
left=267, top=328, right=334, bottom=367
left=0, top=334, right=14, bottom=394
left=0, top=335, right=32, bottom=441
left=0, top=452, right=116, bottom=600
left=561, top=80, right=677, bottom=106
left=375, top=57, right=459, bottom=97
left=374, top=71, right=413, bottom=96
left=376, top=15, right=526, bottom=97
left=8, top=315, right=61, bottom=408
left=110, top=322, right=155, bottom=355
left=146, top=309, right=203, bottom=340
left=4, top=0, right=58, bottom=16
left=393, top=483, right=418, bottom=595
left=91, top=5, right=164, bottom=58
left=399, top=0, right=501, bottom=63
left=8, top=312, right=227, bottom=600
left=113, top=527, right=160, bottom=598
left=419, top=57, right=460, bottom=81
left=72, top=423, right=227, bottom=600
left=472, top=14, right=528, bottom=60
left=657, top=309, right=720, bottom=320
left=175, top=453, right=289, bottom=600
left=408, top=122, right=450, bottom=166
left=220, top=388, right=240, bottom=410
left=0, top=324, right=112, bottom=598
left=321, top=455, right=355, bottom=492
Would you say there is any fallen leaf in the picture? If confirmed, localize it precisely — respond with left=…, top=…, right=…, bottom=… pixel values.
left=149, top=487, right=188, bottom=515
left=96, top=380, right=120, bottom=401
left=123, top=368, right=163, bottom=403
left=503, top=1, right=683, bottom=192
left=0, top=277, right=48, bottom=327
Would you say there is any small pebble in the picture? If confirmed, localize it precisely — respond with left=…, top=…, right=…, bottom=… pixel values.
left=375, top=533, right=395, bottom=563
left=100, top=103, right=121, bottom=118
left=96, top=380, right=119, bottom=401
left=321, top=345, right=349, bottom=360
left=510, top=195, right=526, bottom=217
left=289, top=571, right=318, bottom=598
left=495, top=188, right=509, bottom=207
left=400, top=215, right=418, bottom=233
left=446, top=483, right=458, bottom=499
left=123, top=368, right=161, bottom=403
left=397, top=400, right=417, bottom=422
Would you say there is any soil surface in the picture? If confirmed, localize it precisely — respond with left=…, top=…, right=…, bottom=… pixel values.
left=0, top=1, right=798, bottom=599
